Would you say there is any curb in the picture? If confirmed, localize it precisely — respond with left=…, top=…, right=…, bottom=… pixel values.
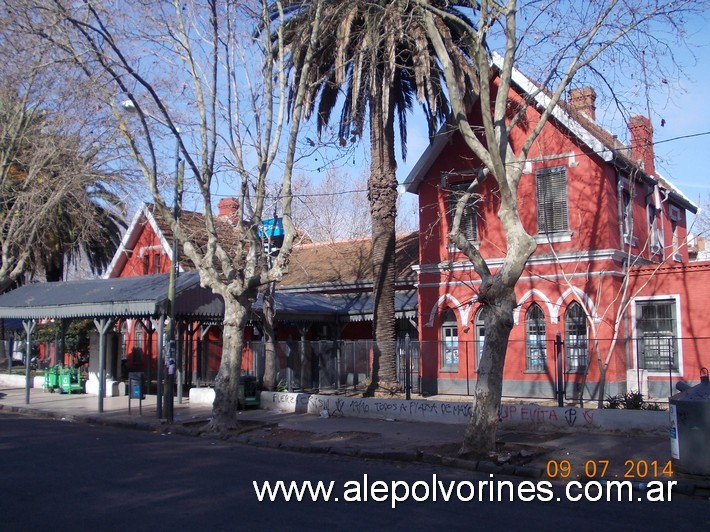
left=3, top=405, right=707, bottom=498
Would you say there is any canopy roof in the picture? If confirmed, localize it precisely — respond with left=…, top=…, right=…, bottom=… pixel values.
left=0, top=271, right=223, bottom=321
left=255, top=290, right=417, bottom=323
left=0, top=272, right=416, bottom=324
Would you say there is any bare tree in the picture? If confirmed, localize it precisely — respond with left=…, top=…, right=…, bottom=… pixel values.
left=20, top=0, right=324, bottom=430
left=694, top=194, right=710, bottom=238
left=543, top=166, right=697, bottom=408
left=292, top=169, right=371, bottom=242
left=417, top=0, right=706, bottom=455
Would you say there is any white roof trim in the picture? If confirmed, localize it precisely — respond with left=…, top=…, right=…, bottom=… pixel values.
left=655, top=170, right=698, bottom=212
left=104, top=203, right=176, bottom=279
left=402, top=126, right=452, bottom=193
left=501, top=53, right=613, bottom=164
left=403, top=53, right=614, bottom=193
left=144, top=206, right=174, bottom=258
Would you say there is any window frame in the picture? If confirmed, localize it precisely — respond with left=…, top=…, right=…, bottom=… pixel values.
left=474, top=307, right=488, bottom=371
left=525, top=304, right=547, bottom=372
left=633, top=297, right=681, bottom=375
left=133, top=322, right=144, bottom=365
left=671, top=219, right=681, bottom=261
left=647, top=201, right=664, bottom=257
left=447, top=181, right=478, bottom=245
left=535, top=165, right=569, bottom=235
left=119, top=321, right=128, bottom=361
left=564, top=302, right=588, bottom=373
left=440, top=308, right=459, bottom=372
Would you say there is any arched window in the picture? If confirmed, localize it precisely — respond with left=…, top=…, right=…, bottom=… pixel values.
left=475, top=307, right=488, bottom=370
left=441, top=308, right=459, bottom=371
left=565, top=302, right=588, bottom=372
left=119, top=321, right=128, bottom=361
left=133, top=321, right=144, bottom=365
left=525, top=304, right=546, bottom=371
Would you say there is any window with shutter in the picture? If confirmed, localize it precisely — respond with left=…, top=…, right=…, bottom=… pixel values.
left=647, top=204, right=663, bottom=256
left=536, top=166, right=568, bottom=233
left=448, top=182, right=478, bottom=242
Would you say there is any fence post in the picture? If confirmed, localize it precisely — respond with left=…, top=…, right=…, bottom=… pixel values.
left=669, top=336, right=674, bottom=398
left=405, top=333, right=411, bottom=400
left=555, top=331, right=564, bottom=407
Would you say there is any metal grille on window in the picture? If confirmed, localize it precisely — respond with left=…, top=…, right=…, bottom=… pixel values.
left=441, top=308, right=459, bottom=371
left=565, top=302, right=588, bottom=371
left=449, top=182, right=477, bottom=242
left=636, top=300, right=678, bottom=371
left=536, top=166, right=568, bottom=233
left=526, top=304, right=547, bottom=370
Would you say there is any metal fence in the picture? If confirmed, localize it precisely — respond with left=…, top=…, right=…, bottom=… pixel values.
left=191, top=334, right=707, bottom=400
left=193, top=336, right=420, bottom=394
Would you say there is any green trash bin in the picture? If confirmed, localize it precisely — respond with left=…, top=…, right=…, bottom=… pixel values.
left=239, top=375, right=259, bottom=408
left=58, top=371, right=72, bottom=393
left=44, top=366, right=60, bottom=391
left=58, top=368, right=84, bottom=394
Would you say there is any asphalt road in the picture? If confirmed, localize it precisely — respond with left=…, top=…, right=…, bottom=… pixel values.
left=0, top=412, right=707, bottom=531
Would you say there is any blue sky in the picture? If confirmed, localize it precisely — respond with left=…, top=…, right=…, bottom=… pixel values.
left=651, top=47, right=710, bottom=223
left=392, top=28, right=710, bottom=231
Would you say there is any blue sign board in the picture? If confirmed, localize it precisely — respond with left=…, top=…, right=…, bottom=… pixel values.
left=258, top=217, right=284, bottom=239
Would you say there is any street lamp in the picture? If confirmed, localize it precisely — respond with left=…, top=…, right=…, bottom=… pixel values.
left=121, top=99, right=183, bottom=421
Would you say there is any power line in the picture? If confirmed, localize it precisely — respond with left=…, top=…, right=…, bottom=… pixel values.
left=654, top=130, right=710, bottom=145
left=204, top=129, right=710, bottom=199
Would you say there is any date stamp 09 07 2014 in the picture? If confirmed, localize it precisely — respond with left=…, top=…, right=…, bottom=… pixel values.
left=545, top=459, right=674, bottom=480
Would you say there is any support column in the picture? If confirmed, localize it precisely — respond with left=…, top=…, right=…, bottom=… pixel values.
left=154, top=316, right=165, bottom=419
left=93, top=318, right=113, bottom=413
left=177, top=320, right=184, bottom=404
left=22, top=319, right=36, bottom=404
left=58, top=320, right=68, bottom=366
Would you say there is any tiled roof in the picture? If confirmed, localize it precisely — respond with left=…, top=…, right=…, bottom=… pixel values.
left=403, top=60, right=696, bottom=212
left=281, top=232, right=419, bottom=290
left=147, top=204, right=245, bottom=271
left=147, top=205, right=418, bottom=289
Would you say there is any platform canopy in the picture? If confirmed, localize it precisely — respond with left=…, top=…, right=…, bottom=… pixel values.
left=0, top=271, right=223, bottom=321
left=252, top=289, right=417, bottom=323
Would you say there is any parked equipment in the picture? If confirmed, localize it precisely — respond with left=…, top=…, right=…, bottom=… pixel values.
left=44, top=365, right=85, bottom=394
left=669, top=368, right=710, bottom=475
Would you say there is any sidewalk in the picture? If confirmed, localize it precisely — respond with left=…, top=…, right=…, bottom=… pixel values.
left=0, top=385, right=706, bottom=497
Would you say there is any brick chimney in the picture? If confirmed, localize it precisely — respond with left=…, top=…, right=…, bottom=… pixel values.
left=568, top=87, right=596, bottom=121
left=217, top=197, right=240, bottom=224
left=629, top=115, right=655, bottom=176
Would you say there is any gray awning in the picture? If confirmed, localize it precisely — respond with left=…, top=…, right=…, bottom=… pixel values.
left=0, top=271, right=223, bottom=320
left=0, top=272, right=414, bottom=324
left=254, top=289, right=417, bottom=322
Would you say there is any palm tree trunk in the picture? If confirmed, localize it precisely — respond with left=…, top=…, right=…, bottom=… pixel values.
left=365, top=81, right=400, bottom=395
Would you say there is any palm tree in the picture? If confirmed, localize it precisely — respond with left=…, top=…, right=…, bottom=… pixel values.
left=1, top=86, right=125, bottom=285
left=275, top=0, right=474, bottom=394
left=37, top=182, right=125, bottom=282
